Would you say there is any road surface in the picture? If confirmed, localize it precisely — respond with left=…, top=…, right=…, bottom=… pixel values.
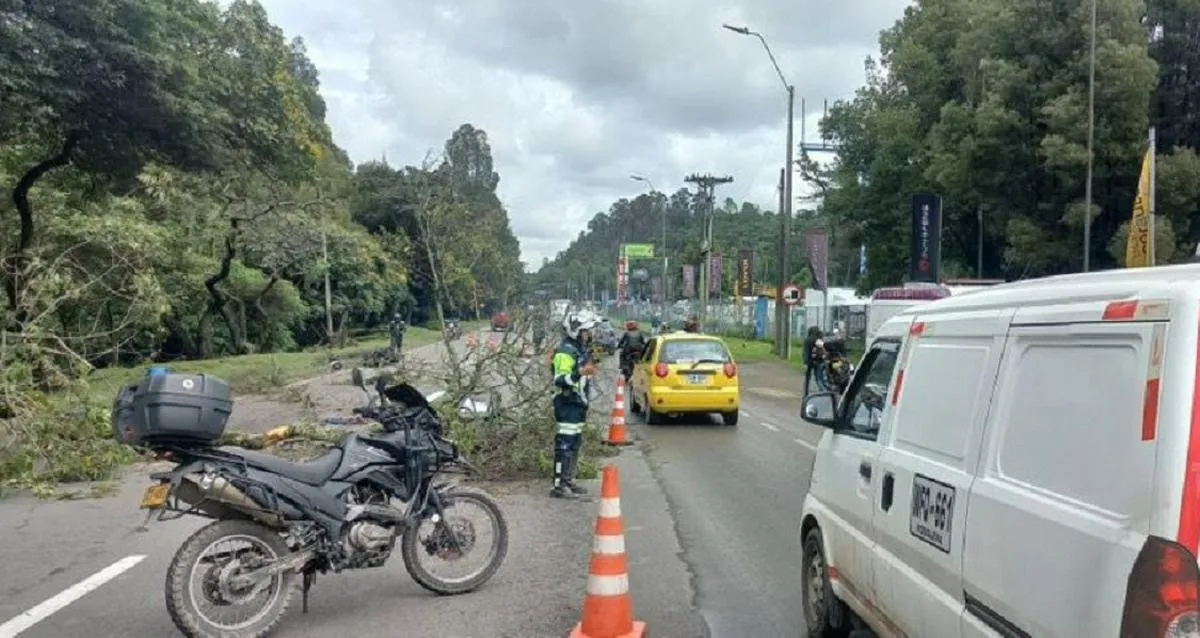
left=0, top=346, right=705, bottom=638
left=627, top=360, right=825, bottom=638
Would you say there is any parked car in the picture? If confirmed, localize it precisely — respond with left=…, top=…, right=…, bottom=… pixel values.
left=490, top=311, right=510, bottom=332
left=629, top=333, right=739, bottom=425
left=798, top=264, right=1200, bottom=638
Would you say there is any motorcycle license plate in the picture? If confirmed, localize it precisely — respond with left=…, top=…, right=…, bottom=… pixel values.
left=140, top=483, right=170, bottom=509
left=686, top=374, right=707, bottom=385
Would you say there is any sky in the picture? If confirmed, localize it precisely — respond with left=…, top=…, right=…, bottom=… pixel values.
left=257, top=0, right=913, bottom=271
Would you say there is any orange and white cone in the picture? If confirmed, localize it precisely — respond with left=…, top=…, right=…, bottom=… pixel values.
left=605, top=376, right=633, bottom=446
left=487, top=333, right=499, bottom=351
left=569, top=466, right=647, bottom=638
left=466, top=331, right=478, bottom=348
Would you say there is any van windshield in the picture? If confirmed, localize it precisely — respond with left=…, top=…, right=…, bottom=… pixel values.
left=659, top=340, right=731, bottom=364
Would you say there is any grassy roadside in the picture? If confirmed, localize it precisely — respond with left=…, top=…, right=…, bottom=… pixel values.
left=83, top=321, right=486, bottom=403
left=723, top=335, right=865, bottom=373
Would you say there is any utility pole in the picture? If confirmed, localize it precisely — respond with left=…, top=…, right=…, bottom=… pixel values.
left=685, top=173, right=733, bottom=327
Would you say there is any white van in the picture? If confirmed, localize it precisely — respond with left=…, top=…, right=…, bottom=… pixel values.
left=798, top=264, right=1200, bottom=638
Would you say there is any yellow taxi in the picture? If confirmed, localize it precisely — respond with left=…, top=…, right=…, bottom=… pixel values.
left=629, top=333, right=740, bottom=425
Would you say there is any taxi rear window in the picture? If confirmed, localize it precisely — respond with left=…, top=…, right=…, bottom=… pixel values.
left=659, top=340, right=731, bottom=364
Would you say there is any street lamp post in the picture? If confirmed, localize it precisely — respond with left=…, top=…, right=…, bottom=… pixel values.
left=630, top=174, right=667, bottom=317
left=724, top=24, right=794, bottom=360
left=1083, top=0, right=1097, bottom=272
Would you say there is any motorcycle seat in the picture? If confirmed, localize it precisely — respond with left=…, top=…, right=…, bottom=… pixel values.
left=220, top=446, right=344, bottom=486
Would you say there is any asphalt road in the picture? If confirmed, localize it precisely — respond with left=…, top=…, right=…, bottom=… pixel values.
left=0, top=346, right=705, bottom=638
left=629, top=361, right=825, bottom=638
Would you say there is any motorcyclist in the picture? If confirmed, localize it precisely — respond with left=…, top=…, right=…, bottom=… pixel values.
left=617, top=320, right=647, bottom=379
left=803, top=326, right=824, bottom=395
left=682, top=317, right=701, bottom=333
left=550, top=311, right=599, bottom=498
left=532, top=314, right=548, bottom=353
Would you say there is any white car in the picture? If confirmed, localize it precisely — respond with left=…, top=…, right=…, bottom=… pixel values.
left=799, top=264, right=1200, bottom=638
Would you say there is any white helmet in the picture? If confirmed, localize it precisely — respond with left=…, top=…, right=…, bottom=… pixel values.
left=563, top=310, right=598, bottom=339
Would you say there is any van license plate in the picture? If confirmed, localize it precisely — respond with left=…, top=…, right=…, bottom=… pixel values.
left=686, top=374, right=706, bottom=385
left=140, top=483, right=171, bottom=510
left=909, top=474, right=955, bottom=553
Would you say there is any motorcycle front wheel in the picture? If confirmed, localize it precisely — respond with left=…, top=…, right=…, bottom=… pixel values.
left=401, top=488, right=509, bottom=595
left=165, top=519, right=299, bottom=638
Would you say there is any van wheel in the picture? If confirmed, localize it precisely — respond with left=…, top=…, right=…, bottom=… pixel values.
left=721, top=410, right=739, bottom=426
left=802, top=527, right=851, bottom=637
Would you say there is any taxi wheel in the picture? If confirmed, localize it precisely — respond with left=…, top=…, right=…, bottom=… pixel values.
left=630, top=393, right=642, bottom=414
left=646, top=406, right=665, bottom=425
left=721, top=410, right=739, bottom=426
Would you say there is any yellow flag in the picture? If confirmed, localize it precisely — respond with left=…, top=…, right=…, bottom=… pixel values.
left=1125, top=149, right=1152, bottom=268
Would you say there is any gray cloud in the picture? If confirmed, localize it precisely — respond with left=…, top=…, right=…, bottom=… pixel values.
left=258, top=0, right=912, bottom=269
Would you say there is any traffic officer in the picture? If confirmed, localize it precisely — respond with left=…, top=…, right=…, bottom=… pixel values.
left=388, top=313, right=407, bottom=355
left=550, top=310, right=598, bottom=498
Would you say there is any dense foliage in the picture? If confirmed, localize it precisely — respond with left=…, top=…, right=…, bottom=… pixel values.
left=0, top=0, right=522, bottom=373
left=804, top=0, right=1200, bottom=289
left=0, top=0, right=522, bottom=490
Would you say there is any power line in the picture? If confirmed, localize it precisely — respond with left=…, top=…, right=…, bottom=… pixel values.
left=684, top=174, right=734, bottom=325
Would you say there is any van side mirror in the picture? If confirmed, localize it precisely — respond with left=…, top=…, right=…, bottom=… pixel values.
left=802, top=392, right=839, bottom=428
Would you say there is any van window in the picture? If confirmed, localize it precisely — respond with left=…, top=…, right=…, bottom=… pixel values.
left=997, top=334, right=1150, bottom=516
left=840, top=342, right=900, bottom=439
left=890, top=340, right=993, bottom=471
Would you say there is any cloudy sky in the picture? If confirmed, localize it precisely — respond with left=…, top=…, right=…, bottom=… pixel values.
left=258, top=0, right=912, bottom=270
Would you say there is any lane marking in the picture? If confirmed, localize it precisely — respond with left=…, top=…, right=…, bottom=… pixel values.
left=795, top=437, right=818, bottom=451
left=760, top=422, right=780, bottom=432
left=0, top=554, right=147, bottom=637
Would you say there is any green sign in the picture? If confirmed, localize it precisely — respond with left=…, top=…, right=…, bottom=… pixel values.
left=622, top=243, right=655, bottom=259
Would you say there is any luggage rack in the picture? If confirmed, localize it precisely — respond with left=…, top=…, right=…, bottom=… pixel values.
left=147, top=445, right=285, bottom=524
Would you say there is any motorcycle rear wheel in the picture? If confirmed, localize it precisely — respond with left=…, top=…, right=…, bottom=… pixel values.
left=165, top=519, right=299, bottom=638
left=401, top=489, right=509, bottom=595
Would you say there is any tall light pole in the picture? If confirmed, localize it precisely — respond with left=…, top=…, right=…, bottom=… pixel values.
left=1083, top=0, right=1097, bottom=272
left=724, top=23, right=794, bottom=360
left=631, top=174, right=667, bottom=315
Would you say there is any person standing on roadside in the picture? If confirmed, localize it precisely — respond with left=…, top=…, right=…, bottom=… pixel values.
left=389, top=313, right=407, bottom=356
left=803, top=326, right=823, bottom=395
left=550, top=311, right=598, bottom=498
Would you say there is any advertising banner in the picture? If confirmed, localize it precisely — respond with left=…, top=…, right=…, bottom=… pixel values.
left=803, top=229, right=830, bottom=291
left=736, top=251, right=754, bottom=296
left=910, top=193, right=943, bottom=282
left=709, top=252, right=723, bottom=295
left=682, top=265, right=696, bottom=298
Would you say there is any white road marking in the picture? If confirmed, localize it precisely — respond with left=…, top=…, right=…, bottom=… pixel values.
left=795, top=437, right=818, bottom=451
left=0, top=554, right=147, bottom=637
left=760, top=421, right=780, bottom=432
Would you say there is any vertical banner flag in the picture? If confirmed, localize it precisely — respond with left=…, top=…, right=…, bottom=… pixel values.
left=803, top=230, right=830, bottom=291
left=683, top=265, right=696, bottom=298
left=1125, top=147, right=1152, bottom=268
left=910, top=193, right=943, bottom=282
left=616, top=256, right=629, bottom=303
left=736, top=251, right=754, bottom=297
left=709, top=252, right=723, bottom=295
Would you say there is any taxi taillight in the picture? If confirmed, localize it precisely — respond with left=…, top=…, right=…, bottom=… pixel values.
left=1119, top=536, right=1200, bottom=637
left=723, top=362, right=737, bottom=378
left=654, top=363, right=669, bottom=378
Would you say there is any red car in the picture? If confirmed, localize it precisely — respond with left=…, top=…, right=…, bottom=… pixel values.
left=490, top=311, right=510, bottom=332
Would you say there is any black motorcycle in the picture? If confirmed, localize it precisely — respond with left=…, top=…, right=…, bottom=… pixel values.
left=444, top=319, right=463, bottom=340
left=814, top=345, right=855, bottom=395
left=114, top=369, right=508, bottom=638
left=619, top=348, right=643, bottom=382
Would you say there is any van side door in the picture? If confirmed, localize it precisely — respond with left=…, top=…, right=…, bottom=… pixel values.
left=869, top=310, right=1012, bottom=638
left=813, top=339, right=903, bottom=606
left=962, top=316, right=1166, bottom=637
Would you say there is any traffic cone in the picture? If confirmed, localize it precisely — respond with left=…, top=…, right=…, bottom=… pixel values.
left=466, top=331, right=477, bottom=348
left=487, top=333, right=499, bottom=351
left=570, top=466, right=647, bottom=638
left=605, top=377, right=633, bottom=446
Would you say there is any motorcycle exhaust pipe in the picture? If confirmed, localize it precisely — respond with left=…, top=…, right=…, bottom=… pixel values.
left=176, top=473, right=285, bottom=528
left=347, top=503, right=406, bottom=525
